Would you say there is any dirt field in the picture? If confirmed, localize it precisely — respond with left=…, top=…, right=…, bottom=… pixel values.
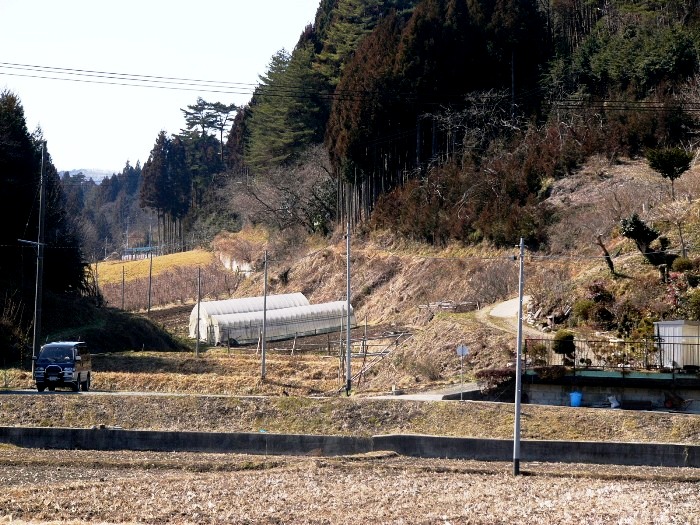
left=0, top=447, right=698, bottom=524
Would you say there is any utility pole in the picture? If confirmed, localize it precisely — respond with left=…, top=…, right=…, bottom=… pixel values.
left=31, top=141, right=47, bottom=372
left=513, top=237, right=525, bottom=476
left=121, top=266, right=125, bottom=310
left=511, top=48, right=516, bottom=120
left=261, top=250, right=268, bottom=380
left=195, top=267, right=201, bottom=357
left=147, top=249, right=153, bottom=314
left=147, top=223, right=153, bottom=314
left=345, top=186, right=352, bottom=396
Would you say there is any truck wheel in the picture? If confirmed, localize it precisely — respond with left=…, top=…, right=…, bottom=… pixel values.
left=36, top=383, right=45, bottom=392
left=48, top=385, right=55, bottom=391
left=81, top=374, right=90, bottom=392
left=71, top=381, right=80, bottom=392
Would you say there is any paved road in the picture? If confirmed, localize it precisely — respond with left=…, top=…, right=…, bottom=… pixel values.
left=489, top=295, right=530, bottom=318
left=476, top=295, right=546, bottom=339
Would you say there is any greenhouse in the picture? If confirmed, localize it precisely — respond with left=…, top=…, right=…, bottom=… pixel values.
left=189, top=292, right=310, bottom=340
left=206, top=301, right=356, bottom=345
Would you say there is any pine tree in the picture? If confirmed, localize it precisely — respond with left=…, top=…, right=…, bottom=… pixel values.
left=181, top=98, right=237, bottom=164
left=246, top=46, right=327, bottom=171
left=140, top=131, right=169, bottom=213
left=316, top=0, right=418, bottom=85
left=646, top=147, right=694, bottom=200
left=140, top=131, right=193, bottom=251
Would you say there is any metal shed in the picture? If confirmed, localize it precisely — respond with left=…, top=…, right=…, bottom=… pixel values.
left=189, top=292, right=310, bottom=340
left=207, top=301, right=356, bottom=345
left=653, top=320, right=700, bottom=369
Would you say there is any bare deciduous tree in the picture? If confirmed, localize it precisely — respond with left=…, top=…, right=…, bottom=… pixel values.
left=469, top=260, right=519, bottom=305
left=232, top=145, right=337, bottom=235
left=648, top=199, right=696, bottom=258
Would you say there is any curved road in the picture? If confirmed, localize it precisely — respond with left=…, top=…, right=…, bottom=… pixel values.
left=476, top=295, right=546, bottom=339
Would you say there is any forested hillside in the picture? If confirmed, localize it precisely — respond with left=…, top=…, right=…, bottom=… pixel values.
left=230, top=0, right=700, bottom=248
left=2, top=0, right=700, bottom=360
left=62, top=0, right=700, bottom=255
left=0, top=92, right=90, bottom=359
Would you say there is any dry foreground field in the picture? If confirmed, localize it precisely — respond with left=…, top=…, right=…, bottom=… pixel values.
left=1, top=351, right=699, bottom=524
left=0, top=448, right=698, bottom=525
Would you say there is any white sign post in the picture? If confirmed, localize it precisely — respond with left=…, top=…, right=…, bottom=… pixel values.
left=456, top=344, right=469, bottom=401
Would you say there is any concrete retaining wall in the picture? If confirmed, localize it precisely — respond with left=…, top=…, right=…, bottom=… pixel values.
left=526, top=384, right=700, bottom=411
left=0, top=426, right=698, bottom=468
left=374, top=434, right=700, bottom=467
left=0, top=426, right=371, bottom=457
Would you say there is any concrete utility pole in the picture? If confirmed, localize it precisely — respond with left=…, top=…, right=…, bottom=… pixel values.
left=31, top=141, right=47, bottom=372
left=195, top=267, right=201, bottom=357
left=513, top=237, right=525, bottom=476
left=261, top=250, right=268, bottom=380
left=345, top=188, right=352, bottom=396
left=121, top=266, right=125, bottom=310
left=147, top=249, right=153, bottom=314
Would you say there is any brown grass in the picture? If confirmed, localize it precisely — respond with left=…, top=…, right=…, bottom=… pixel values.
left=1, top=349, right=700, bottom=444
left=0, top=448, right=697, bottom=524
left=97, top=249, right=215, bottom=284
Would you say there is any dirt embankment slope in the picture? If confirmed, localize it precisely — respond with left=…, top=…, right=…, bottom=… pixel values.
left=96, top=157, right=700, bottom=392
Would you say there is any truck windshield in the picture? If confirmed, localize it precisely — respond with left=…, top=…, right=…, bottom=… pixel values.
left=38, top=347, right=73, bottom=362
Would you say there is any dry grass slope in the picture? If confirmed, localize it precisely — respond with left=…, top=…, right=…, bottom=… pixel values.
left=1, top=351, right=699, bottom=444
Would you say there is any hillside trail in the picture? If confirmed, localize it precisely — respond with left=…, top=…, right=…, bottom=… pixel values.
left=475, top=295, right=547, bottom=339
left=378, top=296, right=546, bottom=401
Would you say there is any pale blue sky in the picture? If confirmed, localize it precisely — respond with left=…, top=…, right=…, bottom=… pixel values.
left=0, top=0, right=320, bottom=173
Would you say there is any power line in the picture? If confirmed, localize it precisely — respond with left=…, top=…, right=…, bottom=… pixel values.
left=0, top=61, right=354, bottom=101
left=0, top=61, right=257, bottom=89
left=5, top=61, right=700, bottom=114
left=0, top=69, right=255, bottom=97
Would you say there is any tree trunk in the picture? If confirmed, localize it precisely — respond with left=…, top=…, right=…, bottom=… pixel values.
left=595, top=235, right=616, bottom=275
left=677, top=221, right=687, bottom=258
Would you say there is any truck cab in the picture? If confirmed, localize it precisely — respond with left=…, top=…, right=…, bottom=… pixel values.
left=33, top=341, right=92, bottom=392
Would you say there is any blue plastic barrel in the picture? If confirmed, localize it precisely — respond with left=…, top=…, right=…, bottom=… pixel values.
left=569, top=391, right=583, bottom=407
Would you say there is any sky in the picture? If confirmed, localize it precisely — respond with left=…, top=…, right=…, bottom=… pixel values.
left=0, top=0, right=321, bottom=174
